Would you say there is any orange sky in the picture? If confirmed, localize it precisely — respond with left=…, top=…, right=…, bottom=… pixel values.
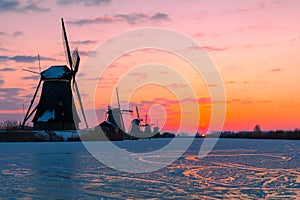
left=0, top=0, right=300, bottom=133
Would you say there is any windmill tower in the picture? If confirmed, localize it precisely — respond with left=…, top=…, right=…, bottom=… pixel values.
left=21, top=18, right=88, bottom=130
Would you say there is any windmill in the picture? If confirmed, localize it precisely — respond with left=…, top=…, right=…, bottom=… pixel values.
left=21, top=18, right=88, bottom=130
left=140, top=114, right=154, bottom=134
left=105, top=88, right=133, bottom=131
left=96, top=88, right=133, bottom=140
left=129, top=106, right=143, bottom=135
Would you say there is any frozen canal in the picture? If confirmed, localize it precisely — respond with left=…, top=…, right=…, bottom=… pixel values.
left=0, top=139, right=299, bottom=199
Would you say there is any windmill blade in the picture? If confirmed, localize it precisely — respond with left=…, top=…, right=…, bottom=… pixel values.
left=72, top=47, right=80, bottom=75
left=73, top=80, right=88, bottom=129
left=136, top=106, right=140, bottom=121
left=22, top=69, right=40, bottom=74
left=61, top=18, right=73, bottom=71
left=71, top=48, right=80, bottom=87
left=121, top=109, right=133, bottom=113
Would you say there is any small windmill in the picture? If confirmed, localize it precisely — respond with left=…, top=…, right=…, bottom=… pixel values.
left=21, top=18, right=88, bottom=130
left=140, top=114, right=154, bottom=134
left=129, top=106, right=143, bottom=134
left=105, top=88, right=133, bottom=132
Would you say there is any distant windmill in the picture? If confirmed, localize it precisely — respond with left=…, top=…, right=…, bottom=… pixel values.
left=21, top=18, right=88, bottom=130
left=129, top=106, right=143, bottom=134
left=140, top=114, right=154, bottom=134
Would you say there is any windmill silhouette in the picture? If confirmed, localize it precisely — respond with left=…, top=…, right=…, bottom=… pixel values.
left=140, top=114, right=154, bottom=134
left=21, top=18, right=88, bottom=130
left=129, top=106, right=143, bottom=135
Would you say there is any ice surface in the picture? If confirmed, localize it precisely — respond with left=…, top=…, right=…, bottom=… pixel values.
left=0, top=139, right=299, bottom=199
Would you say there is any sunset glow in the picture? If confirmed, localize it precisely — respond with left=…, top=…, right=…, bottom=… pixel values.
left=0, top=0, right=299, bottom=133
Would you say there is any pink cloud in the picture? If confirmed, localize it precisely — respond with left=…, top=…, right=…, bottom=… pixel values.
left=271, top=68, right=282, bottom=72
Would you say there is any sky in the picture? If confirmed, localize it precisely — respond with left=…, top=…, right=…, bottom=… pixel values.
left=0, top=0, right=299, bottom=133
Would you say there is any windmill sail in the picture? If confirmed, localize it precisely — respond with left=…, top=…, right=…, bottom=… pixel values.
left=61, top=18, right=73, bottom=70
left=72, top=48, right=80, bottom=74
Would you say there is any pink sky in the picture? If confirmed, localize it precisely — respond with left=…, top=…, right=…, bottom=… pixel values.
left=0, top=0, right=300, bottom=133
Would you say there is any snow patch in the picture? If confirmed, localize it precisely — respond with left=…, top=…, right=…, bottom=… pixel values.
left=37, top=110, right=55, bottom=122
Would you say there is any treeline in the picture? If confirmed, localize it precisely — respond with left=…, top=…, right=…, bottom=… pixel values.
left=212, top=129, right=300, bottom=140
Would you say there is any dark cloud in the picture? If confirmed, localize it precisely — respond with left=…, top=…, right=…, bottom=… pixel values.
left=68, top=12, right=171, bottom=26
left=67, top=16, right=115, bottom=26
left=57, top=0, right=110, bottom=6
left=0, top=55, right=56, bottom=63
left=0, top=67, right=16, bottom=72
left=13, top=31, right=23, bottom=36
left=0, top=0, right=50, bottom=13
left=115, top=13, right=148, bottom=24
left=0, top=32, right=5, bottom=35
left=0, top=88, right=24, bottom=97
left=0, top=47, right=12, bottom=52
left=79, top=50, right=98, bottom=57
left=22, top=75, right=40, bottom=80
left=71, top=40, right=98, bottom=45
left=150, top=12, right=170, bottom=21
left=0, top=76, right=3, bottom=85
left=0, top=95, right=24, bottom=111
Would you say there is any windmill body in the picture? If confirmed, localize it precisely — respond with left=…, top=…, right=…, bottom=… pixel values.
left=32, top=65, right=80, bottom=130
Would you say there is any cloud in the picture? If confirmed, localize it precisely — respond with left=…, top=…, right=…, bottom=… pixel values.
left=57, top=0, right=110, bottom=6
left=150, top=12, right=170, bottom=21
left=188, top=44, right=228, bottom=52
left=0, top=32, right=5, bottom=35
left=193, top=32, right=206, bottom=38
left=0, top=88, right=24, bottom=97
left=0, top=55, right=56, bottom=63
left=224, top=80, right=237, bottom=84
left=129, top=72, right=147, bottom=79
left=71, top=40, right=98, bottom=45
left=68, top=12, right=170, bottom=26
left=166, top=83, right=188, bottom=89
left=115, top=13, right=148, bottom=24
left=238, top=23, right=273, bottom=32
left=13, top=31, right=23, bottom=36
left=202, top=46, right=228, bottom=52
left=67, top=16, right=115, bottom=26
left=0, top=0, right=50, bottom=13
left=0, top=67, right=16, bottom=72
left=22, top=75, right=40, bottom=80
left=227, top=98, right=253, bottom=105
left=0, top=47, right=12, bottom=52
left=0, top=76, right=3, bottom=85
left=224, top=0, right=284, bottom=14
left=0, top=88, right=27, bottom=112
left=271, top=68, right=282, bottom=72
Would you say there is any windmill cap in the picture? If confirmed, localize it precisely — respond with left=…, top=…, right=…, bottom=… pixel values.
left=41, top=65, right=72, bottom=80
